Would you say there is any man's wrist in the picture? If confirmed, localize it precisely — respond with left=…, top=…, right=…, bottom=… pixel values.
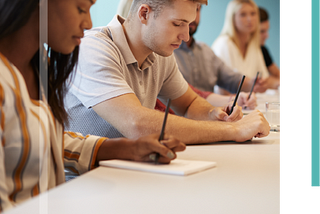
left=226, top=123, right=239, bottom=141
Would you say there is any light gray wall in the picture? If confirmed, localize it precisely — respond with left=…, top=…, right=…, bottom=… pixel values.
left=90, top=0, right=280, bottom=66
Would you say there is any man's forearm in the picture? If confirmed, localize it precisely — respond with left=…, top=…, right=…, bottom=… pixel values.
left=183, top=96, right=215, bottom=120
left=92, top=92, right=268, bottom=146
left=125, top=107, right=237, bottom=144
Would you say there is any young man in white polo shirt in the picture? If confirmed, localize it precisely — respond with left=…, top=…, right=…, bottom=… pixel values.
left=65, top=0, right=270, bottom=144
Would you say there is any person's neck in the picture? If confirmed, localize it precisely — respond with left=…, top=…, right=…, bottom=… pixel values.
left=236, top=32, right=251, bottom=47
left=236, top=32, right=251, bottom=57
left=122, top=20, right=152, bottom=69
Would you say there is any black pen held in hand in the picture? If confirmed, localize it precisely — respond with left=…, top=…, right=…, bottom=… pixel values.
left=154, top=99, right=171, bottom=164
left=248, top=71, right=259, bottom=100
left=229, top=75, right=245, bottom=115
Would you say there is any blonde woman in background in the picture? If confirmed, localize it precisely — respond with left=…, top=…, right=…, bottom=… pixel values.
left=212, top=0, right=279, bottom=94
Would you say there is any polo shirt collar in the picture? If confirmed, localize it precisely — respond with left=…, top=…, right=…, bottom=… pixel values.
left=107, top=15, right=156, bottom=69
left=107, top=15, right=136, bottom=65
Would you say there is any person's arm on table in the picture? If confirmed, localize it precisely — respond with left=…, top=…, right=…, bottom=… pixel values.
left=205, top=92, right=256, bottom=110
left=95, top=133, right=185, bottom=164
left=64, top=132, right=185, bottom=174
left=233, top=92, right=257, bottom=109
left=199, top=57, right=257, bottom=109
left=214, top=52, right=255, bottom=93
left=189, top=84, right=233, bottom=109
left=169, top=86, right=242, bottom=122
left=254, top=75, right=280, bottom=93
left=268, top=63, right=280, bottom=78
left=93, top=87, right=269, bottom=145
left=190, top=83, right=257, bottom=109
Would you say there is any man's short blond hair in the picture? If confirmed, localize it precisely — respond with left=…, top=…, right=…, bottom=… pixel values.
left=129, top=0, right=208, bottom=19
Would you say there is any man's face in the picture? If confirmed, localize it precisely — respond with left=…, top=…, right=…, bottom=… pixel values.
left=141, top=0, right=197, bottom=57
left=260, top=20, right=270, bottom=45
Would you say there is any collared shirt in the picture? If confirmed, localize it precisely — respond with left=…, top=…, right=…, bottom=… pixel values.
left=174, top=40, right=242, bottom=93
left=65, top=15, right=188, bottom=138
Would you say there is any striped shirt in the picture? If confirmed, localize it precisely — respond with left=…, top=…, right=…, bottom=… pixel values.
left=0, top=53, right=106, bottom=212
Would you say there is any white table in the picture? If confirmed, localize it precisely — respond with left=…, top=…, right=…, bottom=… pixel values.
left=6, top=90, right=280, bottom=214
left=243, top=89, right=280, bottom=114
left=6, top=132, right=279, bottom=214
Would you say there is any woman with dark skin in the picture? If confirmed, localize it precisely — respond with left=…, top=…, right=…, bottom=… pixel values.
left=0, top=0, right=185, bottom=211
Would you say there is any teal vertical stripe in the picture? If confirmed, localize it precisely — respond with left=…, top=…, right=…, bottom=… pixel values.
left=312, top=0, right=320, bottom=186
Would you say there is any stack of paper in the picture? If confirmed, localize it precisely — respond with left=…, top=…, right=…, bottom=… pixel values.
left=99, top=159, right=216, bottom=176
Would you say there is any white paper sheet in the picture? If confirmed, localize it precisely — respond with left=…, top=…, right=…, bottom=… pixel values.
left=99, top=159, right=216, bottom=176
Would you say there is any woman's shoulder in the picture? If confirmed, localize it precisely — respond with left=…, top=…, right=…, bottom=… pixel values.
left=213, top=35, right=232, bottom=45
left=212, top=35, right=233, bottom=50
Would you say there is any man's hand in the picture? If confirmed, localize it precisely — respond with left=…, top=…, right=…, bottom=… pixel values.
left=238, top=92, right=257, bottom=110
left=232, top=110, right=270, bottom=142
left=209, top=104, right=243, bottom=122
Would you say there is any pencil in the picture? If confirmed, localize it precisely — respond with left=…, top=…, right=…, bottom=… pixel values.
left=248, top=71, right=259, bottom=100
left=154, top=98, right=171, bottom=164
left=229, top=75, right=245, bottom=115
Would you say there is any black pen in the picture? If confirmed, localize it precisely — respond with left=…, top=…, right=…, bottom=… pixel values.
left=154, top=98, right=171, bottom=164
left=248, top=71, right=259, bottom=100
left=229, top=75, right=245, bottom=115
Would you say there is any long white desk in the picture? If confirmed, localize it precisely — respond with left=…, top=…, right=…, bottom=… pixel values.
left=5, top=132, right=279, bottom=214
left=5, top=90, right=280, bottom=214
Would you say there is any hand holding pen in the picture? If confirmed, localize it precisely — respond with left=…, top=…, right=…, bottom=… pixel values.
left=208, top=75, right=245, bottom=122
left=127, top=133, right=185, bottom=164
left=229, top=75, right=246, bottom=115
left=208, top=102, right=243, bottom=122
left=242, top=72, right=259, bottom=109
left=154, top=99, right=171, bottom=164
left=208, top=75, right=246, bottom=122
left=110, top=99, right=185, bottom=164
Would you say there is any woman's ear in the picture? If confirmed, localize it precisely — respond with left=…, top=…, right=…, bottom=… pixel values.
left=138, top=4, right=151, bottom=24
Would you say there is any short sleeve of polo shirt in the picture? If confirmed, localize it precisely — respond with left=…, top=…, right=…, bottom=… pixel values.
left=68, top=27, right=135, bottom=108
left=156, top=54, right=188, bottom=100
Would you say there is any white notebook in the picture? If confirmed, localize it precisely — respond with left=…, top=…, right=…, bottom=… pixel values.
left=99, top=159, right=216, bottom=176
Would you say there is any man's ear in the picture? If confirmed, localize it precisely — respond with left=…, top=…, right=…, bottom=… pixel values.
left=138, top=4, right=152, bottom=24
